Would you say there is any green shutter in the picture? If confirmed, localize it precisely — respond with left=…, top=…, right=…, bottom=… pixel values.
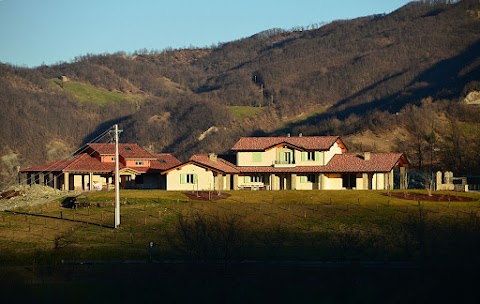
left=301, top=152, right=306, bottom=161
left=193, top=174, right=198, bottom=184
left=252, top=152, right=262, bottom=162
left=180, top=174, right=186, bottom=184
left=300, top=176, right=307, bottom=183
left=244, top=176, right=251, bottom=183
left=315, top=151, right=320, bottom=161
left=279, top=152, right=285, bottom=163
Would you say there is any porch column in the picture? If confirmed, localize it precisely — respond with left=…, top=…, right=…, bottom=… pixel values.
left=269, top=174, right=276, bottom=190
left=64, top=172, right=69, bottom=191
left=82, top=174, right=87, bottom=190
left=291, top=173, right=297, bottom=190
left=399, top=167, right=406, bottom=190
left=89, top=172, right=94, bottom=191
left=362, top=173, right=369, bottom=190
left=385, top=170, right=394, bottom=190
left=319, top=173, right=325, bottom=190
left=53, top=174, right=58, bottom=190
left=212, top=173, right=217, bottom=191
left=232, top=174, right=239, bottom=190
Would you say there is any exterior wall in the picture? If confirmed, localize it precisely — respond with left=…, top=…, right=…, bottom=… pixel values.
left=356, top=175, right=365, bottom=190
left=238, top=148, right=332, bottom=167
left=73, top=175, right=85, bottom=191
left=125, top=160, right=151, bottom=167
left=294, top=151, right=326, bottom=166
left=101, top=156, right=115, bottom=163
left=324, top=142, right=343, bottom=164
left=372, top=173, right=385, bottom=190
left=276, top=147, right=295, bottom=164
left=296, top=175, right=313, bottom=190
left=236, top=141, right=343, bottom=168
left=296, top=174, right=322, bottom=190
left=237, top=149, right=277, bottom=166
left=166, top=164, right=214, bottom=191
left=323, top=173, right=343, bottom=190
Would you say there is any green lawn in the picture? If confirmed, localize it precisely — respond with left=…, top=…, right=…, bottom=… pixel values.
left=1, top=189, right=480, bottom=265
left=51, top=79, right=142, bottom=105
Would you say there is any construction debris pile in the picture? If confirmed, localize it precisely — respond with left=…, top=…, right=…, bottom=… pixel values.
left=0, top=185, right=76, bottom=211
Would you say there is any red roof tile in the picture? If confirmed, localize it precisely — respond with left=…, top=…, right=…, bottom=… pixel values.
left=84, top=143, right=156, bottom=160
left=151, top=153, right=182, bottom=170
left=231, top=136, right=345, bottom=151
left=162, top=154, right=240, bottom=174
left=64, top=153, right=115, bottom=172
left=237, top=153, right=408, bottom=174
left=323, top=153, right=408, bottom=173
left=21, top=153, right=115, bottom=173
left=189, top=154, right=240, bottom=174
left=20, top=158, right=74, bottom=172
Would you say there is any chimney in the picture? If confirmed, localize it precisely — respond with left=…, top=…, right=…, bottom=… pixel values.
left=364, top=152, right=371, bottom=161
left=287, top=133, right=291, bottom=137
left=209, top=153, right=217, bottom=162
left=299, top=133, right=303, bottom=137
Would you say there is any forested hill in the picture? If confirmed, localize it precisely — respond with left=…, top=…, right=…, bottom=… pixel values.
left=1, top=0, right=480, bottom=189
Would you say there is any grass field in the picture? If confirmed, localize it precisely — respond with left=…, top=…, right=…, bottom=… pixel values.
left=1, top=189, right=480, bottom=266
left=2, top=189, right=480, bottom=302
left=50, top=79, right=142, bottom=105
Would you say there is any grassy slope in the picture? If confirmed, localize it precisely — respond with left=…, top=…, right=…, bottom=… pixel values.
left=51, top=79, right=142, bottom=105
left=1, top=189, right=480, bottom=264
left=227, top=106, right=266, bottom=119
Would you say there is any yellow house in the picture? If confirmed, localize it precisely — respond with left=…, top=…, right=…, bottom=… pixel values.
left=162, top=154, right=240, bottom=191
left=163, top=135, right=409, bottom=191
left=20, top=136, right=408, bottom=191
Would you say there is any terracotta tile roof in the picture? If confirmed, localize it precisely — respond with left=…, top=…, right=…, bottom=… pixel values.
left=150, top=153, right=182, bottom=170
left=188, top=154, right=240, bottom=174
left=237, top=153, right=408, bottom=174
left=162, top=154, right=240, bottom=174
left=85, top=143, right=156, bottom=159
left=323, top=153, right=408, bottom=173
left=64, top=153, right=115, bottom=173
left=20, top=159, right=74, bottom=172
left=231, top=136, right=344, bottom=151
left=120, top=167, right=149, bottom=174
left=21, top=150, right=180, bottom=175
left=20, top=153, right=115, bottom=173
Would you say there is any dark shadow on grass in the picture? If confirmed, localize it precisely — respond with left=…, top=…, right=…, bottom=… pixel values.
left=3, top=210, right=114, bottom=229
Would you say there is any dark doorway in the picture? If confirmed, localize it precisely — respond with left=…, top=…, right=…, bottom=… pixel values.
left=342, top=174, right=356, bottom=189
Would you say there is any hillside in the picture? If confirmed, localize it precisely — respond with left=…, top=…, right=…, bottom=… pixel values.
left=1, top=0, right=480, bottom=189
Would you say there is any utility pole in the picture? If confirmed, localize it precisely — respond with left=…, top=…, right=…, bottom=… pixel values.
left=114, top=124, right=121, bottom=228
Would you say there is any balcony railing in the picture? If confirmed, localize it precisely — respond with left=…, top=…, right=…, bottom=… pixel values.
left=273, top=160, right=296, bottom=168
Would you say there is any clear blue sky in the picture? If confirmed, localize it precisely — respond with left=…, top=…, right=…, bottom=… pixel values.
left=0, top=0, right=413, bottom=67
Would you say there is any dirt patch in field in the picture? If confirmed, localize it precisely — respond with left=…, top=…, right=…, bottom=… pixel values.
left=184, top=191, right=230, bottom=201
left=383, top=192, right=477, bottom=202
